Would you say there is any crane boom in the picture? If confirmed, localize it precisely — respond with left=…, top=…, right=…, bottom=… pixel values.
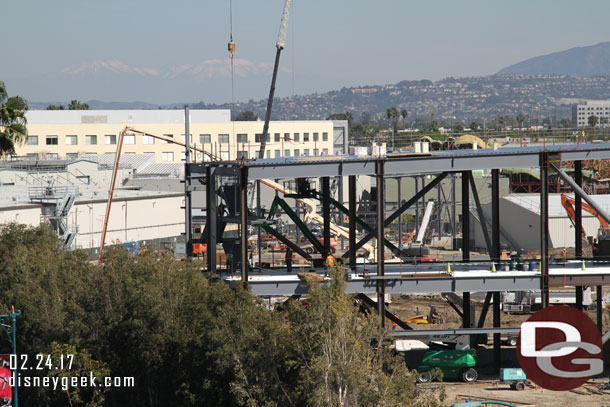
left=257, top=0, right=291, bottom=160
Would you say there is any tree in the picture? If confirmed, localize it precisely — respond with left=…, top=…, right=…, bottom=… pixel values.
left=68, top=100, right=90, bottom=110
left=516, top=113, right=525, bottom=129
left=235, top=110, right=258, bottom=121
left=588, top=114, right=599, bottom=128
left=401, top=109, right=408, bottom=124
left=454, top=124, right=464, bottom=133
left=560, top=118, right=572, bottom=129
left=386, top=107, right=399, bottom=150
left=470, top=122, right=480, bottom=132
left=287, top=267, right=443, bottom=406
left=46, top=104, right=65, bottom=110
left=0, top=81, right=28, bottom=155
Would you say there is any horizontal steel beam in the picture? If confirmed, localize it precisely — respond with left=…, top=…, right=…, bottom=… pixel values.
left=195, top=144, right=610, bottom=180
left=391, top=327, right=520, bottom=337
left=227, top=266, right=610, bottom=296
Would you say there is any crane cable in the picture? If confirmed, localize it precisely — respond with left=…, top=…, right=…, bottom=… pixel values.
left=228, top=0, right=236, bottom=161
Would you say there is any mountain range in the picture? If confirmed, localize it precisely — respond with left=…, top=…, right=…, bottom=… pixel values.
left=26, top=42, right=610, bottom=122
left=497, top=41, right=610, bottom=76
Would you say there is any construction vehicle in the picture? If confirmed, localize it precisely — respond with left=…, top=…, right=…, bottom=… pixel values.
left=417, top=349, right=478, bottom=383
left=561, top=193, right=610, bottom=258
left=405, top=305, right=445, bottom=325
left=499, top=368, right=528, bottom=391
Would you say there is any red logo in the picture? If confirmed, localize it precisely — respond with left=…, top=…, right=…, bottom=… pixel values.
left=517, top=305, right=603, bottom=391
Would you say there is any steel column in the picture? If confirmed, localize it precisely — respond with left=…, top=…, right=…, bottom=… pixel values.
left=240, top=166, right=249, bottom=288
left=349, top=175, right=357, bottom=271
left=376, top=160, right=385, bottom=329
left=492, top=168, right=501, bottom=373
left=597, top=286, right=603, bottom=333
left=540, top=152, right=550, bottom=308
left=397, top=177, right=402, bottom=248
left=206, top=166, right=217, bottom=272
left=184, top=107, right=193, bottom=258
left=322, top=177, right=331, bottom=258
left=575, top=161, right=583, bottom=310
left=461, top=172, right=470, bottom=261
left=462, top=291, right=471, bottom=328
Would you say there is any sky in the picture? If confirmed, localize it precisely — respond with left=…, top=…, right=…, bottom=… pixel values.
left=3, top=0, right=610, bottom=104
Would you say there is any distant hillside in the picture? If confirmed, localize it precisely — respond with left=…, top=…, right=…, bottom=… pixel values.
left=497, top=42, right=610, bottom=76
left=29, top=75, right=610, bottom=123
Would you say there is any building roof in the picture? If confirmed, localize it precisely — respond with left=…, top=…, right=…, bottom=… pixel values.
left=505, top=193, right=610, bottom=218
left=79, top=153, right=155, bottom=170
left=25, top=109, right=230, bottom=125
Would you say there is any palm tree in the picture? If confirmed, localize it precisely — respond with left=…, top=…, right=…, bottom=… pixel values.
left=0, top=81, right=28, bottom=156
left=386, top=107, right=399, bottom=150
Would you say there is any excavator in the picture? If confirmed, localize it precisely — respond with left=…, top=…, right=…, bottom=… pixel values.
left=561, top=193, right=610, bottom=258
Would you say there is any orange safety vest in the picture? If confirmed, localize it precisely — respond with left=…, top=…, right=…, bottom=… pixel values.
left=326, top=255, right=335, bottom=267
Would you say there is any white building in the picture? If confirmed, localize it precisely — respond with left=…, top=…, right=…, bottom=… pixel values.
left=472, top=193, right=610, bottom=252
left=19, top=109, right=347, bottom=163
left=572, top=101, right=610, bottom=128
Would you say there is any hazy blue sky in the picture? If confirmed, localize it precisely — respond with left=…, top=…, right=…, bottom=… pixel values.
left=4, top=0, right=610, bottom=104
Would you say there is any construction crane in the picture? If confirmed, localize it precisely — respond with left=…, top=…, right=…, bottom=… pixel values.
left=561, top=193, right=610, bottom=238
left=258, top=0, right=291, bottom=159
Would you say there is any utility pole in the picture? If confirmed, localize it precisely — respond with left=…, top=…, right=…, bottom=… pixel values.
left=1, top=308, right=21, bottom=407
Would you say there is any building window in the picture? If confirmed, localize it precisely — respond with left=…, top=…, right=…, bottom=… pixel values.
left=85, top=135, right=97, bottom=145
left=274, top=149, right=281, bottom=158
left=143, top=135, right=155, bottom=144
left=294, top=149, right=300, bottom=156
left=237, top=151, right=248, bottom=159
left=237, top=134, right=248, bottom=143
left=26, top=153, right=39, bottom=160
left=284, top=149, right=290, bottom=157
left=255, top=133, right=267, bottom=143
left=293, top=133, right=300, bottom=142
left=26, top=136, right=38, bottom=145
left=322, top=132, right=328, bottom=141
left=181, top=152, right=186, bottom=161
left=322, top=148, right=328, bottom=155
left=124, top=134, right=135, bottom=145
left=180, top=134, right=192, bottom=142
left=303, top=133, right=310, bottom=142
left=46, top=135, right=58, bottom=145
left=65, top=135, right=78, bottom=145
left=274, top=133, right=280, bottom=142
left=313, top=132, right=319, bottom=142
left=105, top=135, right=116, bottom=145
left=162, top=134, right=173, bottom=144
left=218, top=134, right=229, bottom=144
left=66, top=153, right=78, bottom=160
left=313, top=148, right=319, bottom=156
left=162, top=152, right=174, bottom=162
left=200, top=134, right=211, bottom=144
left=303, top=149, right=310, bottom=156
left=266, top=150, right=270, bottom=159
left=220, top=151, right=230, bottom=160
left=284, top=132, right=291, bottom=141
left=45, top=153, right=58, bottom=160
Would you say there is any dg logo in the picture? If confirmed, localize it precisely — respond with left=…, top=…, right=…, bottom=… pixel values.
left=517, top=305, right=603, bottom=391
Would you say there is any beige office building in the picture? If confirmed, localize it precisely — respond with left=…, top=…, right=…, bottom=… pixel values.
left=19, top=110, right=345, bottom=163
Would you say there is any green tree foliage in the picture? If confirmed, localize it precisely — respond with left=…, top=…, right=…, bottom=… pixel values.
left=0, top=225, right=442, bottom=407
left=235, top=110, right=259, bottom=121
left=589, top=114, right=599, bottom=128
left=68, top=100, right=90, bottom=110
left=469, top=122, right=480, bottom=132
left=0, top=81, right=28, bottom=155
left=47, top=100, right=90, bottom=111
left=287, top=267, right=443, bottom=407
